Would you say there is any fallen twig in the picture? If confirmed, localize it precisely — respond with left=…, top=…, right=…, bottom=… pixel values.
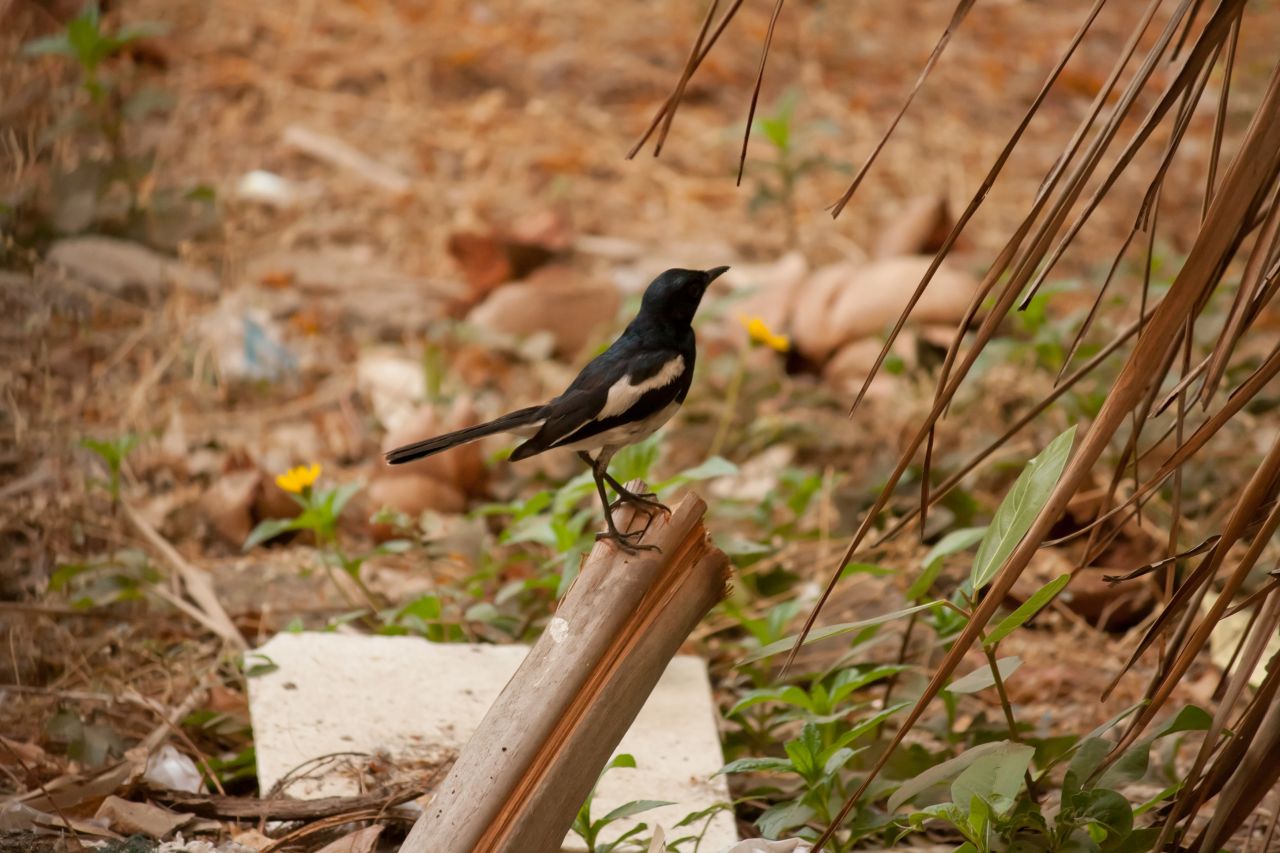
left=152, top=786, right=425, bottom=821
left=122, top=500, right=247, bottom=649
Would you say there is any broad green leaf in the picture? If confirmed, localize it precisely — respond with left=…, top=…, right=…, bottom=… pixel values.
left=969, top=426, right=1077, bottom=591
left=398, top=594, right=441, bottom=621
left=946, top=656, right=1021, bottom=695
left=599, top=799, right=674, bottom=823
left=950, top=743, right=1034, bottom=817
left=967, top=793, right=990, bottom=837
left=605, top=753, right=636, bottom=772
left=922, top=527, right=988, bottom=571
left=1064, top=737, right=1110, bottom=800
left=822, top=746, right=857, bottom=778
left=1079, top=788, right=1133, bottom=840
left=1093, top=706, right=1210, bottom=791
left=1096, top=739, right=1150, bottom=790
left=1155, top=704, right=1212, bottom=737
left=756, top=800, right=814, bottom=839
left=740, top=601, right=945, bottom=664
left=715, top=756, right=794, bottom=776
left=243, top=517, right=302, bottom=551
left=464, top=602, right=499, bottom=623
left=985, top=574, right=1070, bottom=647
left=887, top=741, right=1010, bottom=813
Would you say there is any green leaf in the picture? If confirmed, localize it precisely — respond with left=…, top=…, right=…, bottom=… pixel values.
left=465, top=602, right=499, bottom=623
left=829, top=664, right=909, bottom=705
left=785, top=728, right=820, bottom=781
left=243, top=653, right=278, bottom=678
left=375, top=539, right=414, bottom=554
left=721, top=536, right=773, bottom=557
left=922, top=527, right=988, bottom=571
left=328, top=481, right=363, bottom=519
left=715, top=756, right=794, bottom=775
left=399, top=594, right=441, bottom=621
left=1155, top=704, right=1212, bottom=737
left=840, top=561, right=896, bottom=579
left=1096, top=740, right=1150, bottom=790
left=597, top=822, right=648, bottom=853
left=112, top=21, right=167, bottom=44
left=610, top=434, right=661, bottom=483
left=22, top=34, right=76, bottom=58
left=726, top=686, right=789, bottom=717
left=605, top=753, right=636, bottom=772
left=243, top=517, right=302, bottom=551
left=906, top=558, right=946, bottom=602
left=1064, top=737, right=1110, bottom=800
left=946, top=656, right=1021, bottom=695
left=1080, top=788, right=1133, bottom=840
left=985, top=574, right=1070, bottom=647
left=756, top=800, right=814, bottom=839
left=599, top=799, right=674, bottom=823
left=831, top=702, right=911, bottom=748
left=969, top=426, right=1076, bottom=591
left=888, top=740, right=1010, bottom=812
left=740, top=601, right=945, bottom=664
left=950, top=742, right=1034, bottom=817
left=663, top=455, right=738, bottom=486
left=822, top=746, right=857, bottom=778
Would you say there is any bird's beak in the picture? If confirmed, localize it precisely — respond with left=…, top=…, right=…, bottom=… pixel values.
left=704, top=266, right=730, bottom=282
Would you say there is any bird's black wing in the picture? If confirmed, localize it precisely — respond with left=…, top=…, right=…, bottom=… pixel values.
left=508, top=341, right=691, bottom=460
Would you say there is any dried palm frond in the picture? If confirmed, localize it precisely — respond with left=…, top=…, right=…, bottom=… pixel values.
left=645, top=0, right=1280, bottom=847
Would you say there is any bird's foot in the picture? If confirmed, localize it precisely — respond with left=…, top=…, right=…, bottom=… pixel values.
left=608, top=488, right=670, bottom=517
left=595, top=526, right=661, bottom=554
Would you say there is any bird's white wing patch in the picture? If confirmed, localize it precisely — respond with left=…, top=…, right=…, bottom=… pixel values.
left=597, top=355, right=685, bottom=420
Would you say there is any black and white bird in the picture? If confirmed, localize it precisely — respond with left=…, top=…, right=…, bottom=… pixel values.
left=385, top=266, right=728, bottom=551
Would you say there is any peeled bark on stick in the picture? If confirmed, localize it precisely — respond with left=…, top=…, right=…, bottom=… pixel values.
left=400, top=485, right=729, bottom=853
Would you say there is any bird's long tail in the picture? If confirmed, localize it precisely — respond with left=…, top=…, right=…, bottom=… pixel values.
left=384, top=405, right=543, bottom=465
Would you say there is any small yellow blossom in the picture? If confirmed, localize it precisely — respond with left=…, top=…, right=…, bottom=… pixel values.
left=276, top=463, right=321, bottom=494
left=741, top=315, right=791, bottom=353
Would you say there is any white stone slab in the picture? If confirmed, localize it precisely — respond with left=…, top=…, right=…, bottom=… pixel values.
left=247, top=632, right=737, bottom=850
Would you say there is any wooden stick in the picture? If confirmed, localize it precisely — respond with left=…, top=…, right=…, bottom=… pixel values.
left=400, top=486, right=729, bottom=853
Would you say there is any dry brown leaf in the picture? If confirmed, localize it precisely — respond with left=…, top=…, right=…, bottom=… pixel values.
left=874, top=196, right=955, bottom=258
left=315, top=825, right=384, bottom=853
left=792, top=257, right=978, bottom=362
left=95, top=796, right=194, bottom=839
left=467, top=268, right=620, bottom=357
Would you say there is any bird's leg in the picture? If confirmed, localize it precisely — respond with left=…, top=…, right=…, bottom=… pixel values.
left=580, top=452, right=658, bottom=553
left=600, top=471, right=669, bottom=516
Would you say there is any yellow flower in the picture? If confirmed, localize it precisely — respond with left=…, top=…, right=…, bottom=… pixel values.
left=276, top=463, right=321, bottom=494
left=741, top=315, right=791, bottom=353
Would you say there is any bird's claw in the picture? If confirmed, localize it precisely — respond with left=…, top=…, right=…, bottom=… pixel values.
left=595, top=528, right=661, bottom=554
left=608, top=492, right=670, bottom=516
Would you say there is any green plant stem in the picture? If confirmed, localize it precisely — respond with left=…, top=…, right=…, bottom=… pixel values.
left=709, top=352, right=747, bottom=459
left=981, top=641, right=1040, bottom=803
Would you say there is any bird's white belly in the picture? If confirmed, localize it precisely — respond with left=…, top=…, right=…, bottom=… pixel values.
left=556, top=401, right=681, bottom=452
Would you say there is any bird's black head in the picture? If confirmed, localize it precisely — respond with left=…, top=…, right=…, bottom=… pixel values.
left=638, top=266, right=729, bottom=326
